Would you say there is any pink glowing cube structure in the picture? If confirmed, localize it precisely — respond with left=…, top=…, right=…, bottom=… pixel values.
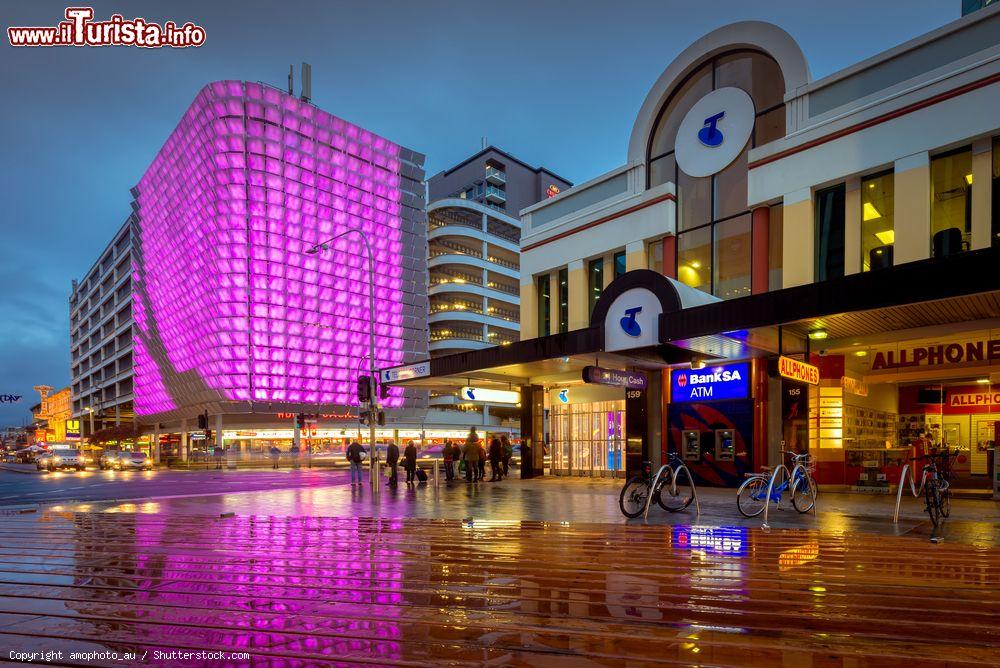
left=132, top=81, right=427, bottom=419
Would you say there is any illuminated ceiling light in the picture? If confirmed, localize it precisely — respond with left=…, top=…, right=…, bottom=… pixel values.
left=874, top=230, right=895, bottom=245
left=854, top=350, right=868, bottom=357
left=976, top=378, right=990, bottom=384
left=690, top=260, right=701, bottom=269
left=690, top=359, right=706, bottom=370
left=965, top=173, right=973, bottom=186
left=808, top=328, right=828, bottom=340
left=862, top=202, right=882, bottom=221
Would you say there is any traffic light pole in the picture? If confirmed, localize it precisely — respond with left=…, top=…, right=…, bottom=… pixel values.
left=306, top=229, right=379, bottom=494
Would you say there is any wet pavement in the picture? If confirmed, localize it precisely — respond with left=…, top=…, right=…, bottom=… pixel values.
left=0, top=477, right=998, bottom=665
left=0, top=468, right=348, bottom=508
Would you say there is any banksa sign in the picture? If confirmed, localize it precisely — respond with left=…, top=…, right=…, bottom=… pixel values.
left=670, top=362, right=750, bottom=403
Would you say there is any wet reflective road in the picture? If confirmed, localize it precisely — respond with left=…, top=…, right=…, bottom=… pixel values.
left=1, top=511, right=998, bottom=666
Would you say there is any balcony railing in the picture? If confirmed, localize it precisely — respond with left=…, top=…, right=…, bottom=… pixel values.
left=430, top=239, right=482, bottom=259
left=485, top=280, right=518, bottom=296
left=431, top=328, right=485, bottom=343
left=430, top=300, right=483, bottom=315
left=486, top=306, right=520, bottom=323
left=485, top=166, right=506, bottom=184
left=485, top=185, right=506, bottom=203
left=486, top=223, right=519, bottom=244
left=486, top=254, right=519, bottom=271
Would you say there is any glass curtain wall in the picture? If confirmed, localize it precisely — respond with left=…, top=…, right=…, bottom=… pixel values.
left=558, top=268, right=568, bottom=333
left=537, top=274, right=551, bottom=336
left=815, top=184, right=845, bottom=281
left=550, top=400, right=625, bottom=476
left=588, top=258, right=603, bottom=317
left=648, top=50, right=785, bottom=299
left=930, top=147, right=972, bottom=257
left=860, top=171, right=894, bottom=271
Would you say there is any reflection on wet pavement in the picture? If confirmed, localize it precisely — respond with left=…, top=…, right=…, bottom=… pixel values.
left=0, top=511, right=999, bottom=666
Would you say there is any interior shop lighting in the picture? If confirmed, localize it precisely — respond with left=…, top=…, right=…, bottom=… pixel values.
left=874, top=230, right=895, bottom=245
left=690, top=359, right=706, bottom=370
left=862, top=202, right=882, bottom=221
left=808, top=329, right=828, bottom=340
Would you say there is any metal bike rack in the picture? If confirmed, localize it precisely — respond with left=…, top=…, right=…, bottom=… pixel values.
left=642, top=464, right=700, bottom=520
left=892, top=463, right=928, bottom=523
left=761, top=465, right=788, bottom=530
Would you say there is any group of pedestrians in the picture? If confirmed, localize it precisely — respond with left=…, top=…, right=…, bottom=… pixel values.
left=441, top=428, right=512, bottom=483
left=384, top=439, right=420, bottom=487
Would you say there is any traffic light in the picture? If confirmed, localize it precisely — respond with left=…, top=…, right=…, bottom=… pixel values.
left=357, top=375, right=372, bottom=404
left=295, top=413, right=306, bottom=429
left=379, top=378, right=390, bottom=401
left=358, top=409, right=371, bottom=426
left=376, top=408, right=386, bottom=426
left=197, top=412, right=207, bottom=430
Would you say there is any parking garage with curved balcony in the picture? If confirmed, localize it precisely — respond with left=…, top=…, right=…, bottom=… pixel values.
left=428, top=198, right=521, bottom=357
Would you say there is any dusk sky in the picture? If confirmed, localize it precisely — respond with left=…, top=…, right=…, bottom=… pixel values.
left=0, top=0, right=958, bottom=425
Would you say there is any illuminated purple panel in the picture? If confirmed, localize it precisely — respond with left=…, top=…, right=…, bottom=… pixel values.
left=134, top=81, right=416, bottom=416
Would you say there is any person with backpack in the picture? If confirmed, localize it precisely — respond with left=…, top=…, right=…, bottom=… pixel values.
left=463, top=428, right=480, bottom=482
left=403, top=440, right=418, bottom=484
left=501, top=434, right=513, bottom=477
left=346, top=440, right=366, bottom=485
left=385, top=439, right=399, bottom=487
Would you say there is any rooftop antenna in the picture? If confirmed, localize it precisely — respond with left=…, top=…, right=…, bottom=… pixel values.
left=481, top=136, right=488, bottom=150
left=287, top=65, right=294, bottom=96
left=300, top=62, right=312, bottom=103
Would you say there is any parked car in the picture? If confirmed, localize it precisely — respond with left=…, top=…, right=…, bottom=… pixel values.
left=37, top=449, right=87, bottom=472
left=116, top=451, right=154, bottom=471
left=15, top=447, right=43, bottom=464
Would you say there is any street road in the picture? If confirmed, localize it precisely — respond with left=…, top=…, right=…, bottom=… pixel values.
left=0, top=468, right=348, bottom=507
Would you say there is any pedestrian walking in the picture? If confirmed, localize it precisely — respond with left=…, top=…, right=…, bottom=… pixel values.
left=289, top=443, right=300, bottom=469
left=213, top=444, right=224, bottom=470
left=403, top=440, right=418, bottom=484
left=443, top=440, right=455, bottom=481
left=346, top=440, right=366, bottom=485
left=501, top=434, right=512, bottom=477
left=269, top=445, right=280, bottom=469
left=488, top=435, right=503, bottom=481
left=463, top=428, right=480, bottom=482
left=477, top=440, right=487, bottom=482
left=385, top=440, right=399, bottom=487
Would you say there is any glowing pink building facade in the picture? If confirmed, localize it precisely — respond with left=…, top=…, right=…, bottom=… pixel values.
left=132, top=81, right=428, bottom=426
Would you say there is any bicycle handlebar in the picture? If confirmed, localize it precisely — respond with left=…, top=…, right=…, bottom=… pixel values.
left=908, top=450, right=958, bottom=462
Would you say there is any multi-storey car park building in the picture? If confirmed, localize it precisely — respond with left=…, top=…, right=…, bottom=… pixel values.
left=75, top=80, right=429, bottom=461
left=70, top=220, right=136, bottom=438
left=386, top=6, right=1000, bottom=493
left=422, top=148, right=570, bottom=429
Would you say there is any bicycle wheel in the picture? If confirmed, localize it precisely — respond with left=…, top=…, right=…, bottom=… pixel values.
left=925, top=483, right=942, bottom=526
left=737, top=477, right=769, bottom=517
left=940, top=483, right=951, bottom=518
left=619, top=477, right=650, bottom=518
left=656, top=469, right=694, bottom=513
left=792, top=473, right=817, bottom=513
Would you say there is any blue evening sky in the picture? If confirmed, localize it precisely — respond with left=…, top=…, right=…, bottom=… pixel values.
left=0, top=0, right=958, bottom=425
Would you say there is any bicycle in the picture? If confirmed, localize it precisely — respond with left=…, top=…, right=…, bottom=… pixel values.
left=737, top=451, right=817, bottom=518
left=618, top=453, right=695, bottom=518
left=911, top=450, right=955, bottom=527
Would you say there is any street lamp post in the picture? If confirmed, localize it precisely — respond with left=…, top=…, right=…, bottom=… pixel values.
left=85, top=406, right=95, bottom=441
left=306, top=229, right=380, bottom=493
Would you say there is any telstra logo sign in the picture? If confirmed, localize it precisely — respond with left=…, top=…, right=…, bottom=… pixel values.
left=557, top=389, right=569, bottom=403
left=620, top=306, right=642, bottom=337
left=698, top=111, right=725, bottom=147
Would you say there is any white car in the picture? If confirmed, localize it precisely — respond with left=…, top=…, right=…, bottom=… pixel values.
left=37, top=449, right=87, bottom=472
left=116, top=451, right=154, bottom=471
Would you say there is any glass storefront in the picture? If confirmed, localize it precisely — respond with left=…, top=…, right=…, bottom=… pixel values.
left=551, top=400, right=625, bottom=477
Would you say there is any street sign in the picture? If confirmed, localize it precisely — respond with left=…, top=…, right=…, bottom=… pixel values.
left=381, top=361, right=430, bottom=383
left=582, top=365, right=648, bottom=390
left=671, top=362, right=750, bottom=402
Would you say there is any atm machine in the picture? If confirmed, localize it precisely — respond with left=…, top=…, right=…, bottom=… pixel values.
left=682, top=430, right=701, bottom=462
left=715, top=429, right=735, bottom=462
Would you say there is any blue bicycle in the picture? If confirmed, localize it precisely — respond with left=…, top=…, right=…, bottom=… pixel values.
left=736, top=451, right=817, bottom=517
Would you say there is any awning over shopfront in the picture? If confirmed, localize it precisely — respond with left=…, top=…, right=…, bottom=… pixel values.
left=386, top=246, right=1000, bottom=390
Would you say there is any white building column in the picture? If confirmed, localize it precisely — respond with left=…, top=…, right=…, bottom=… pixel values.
left=893, top=152, right=931, bottom=265
left=152, top=423, right=160, bottom=464
left=782, top=188, right=814, bottom=288
left=843, top=177, right=862, bottom=275
left=971, top=137, right=993, bottom=250
left=215, top=414, right=224, bottom=456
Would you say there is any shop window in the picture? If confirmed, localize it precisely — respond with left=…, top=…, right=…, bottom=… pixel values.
left=647, top=239, right=663, bottom=275
left=768, top=204, right=783, bottom=291
left=614, top=251, right=626, bottom=278
left=930, top=147, right=972, bottom=257
left=815, top=184, right=846, bottom=281
left=677, top=227, right=711, bottom=293
left=648, top=63, right=713, bottom=165
left=715, top=52, right=784, bottom=112
left=992, top=137, right=1000, bottom=247
left=537, top=274, right=550, bottom=336
left=558, top=267, right=568, bottom=333
left=588, top=258, right=603, bottom=317
left=648, top=153, right=676, bottom=191
left=861, top=171, right=894, bottom=271
left=713, top=214, right=752, bottom=299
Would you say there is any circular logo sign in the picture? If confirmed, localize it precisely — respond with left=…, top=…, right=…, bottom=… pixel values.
left=675, top=87, right=755, bottom=178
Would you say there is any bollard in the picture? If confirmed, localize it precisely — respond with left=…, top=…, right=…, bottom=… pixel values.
left=433, top=460, right=440, bottom=486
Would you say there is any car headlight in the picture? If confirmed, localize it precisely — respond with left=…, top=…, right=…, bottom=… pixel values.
left=51, top=456, right=61, bottom=462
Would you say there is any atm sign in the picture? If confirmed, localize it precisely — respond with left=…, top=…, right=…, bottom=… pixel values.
left=778, top=356, right=820, bottom=385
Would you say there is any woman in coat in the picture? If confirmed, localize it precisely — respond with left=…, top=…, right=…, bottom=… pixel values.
left=403, top=440, right=418, bottom=484
left=463, top=428, right=480, bottom=482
